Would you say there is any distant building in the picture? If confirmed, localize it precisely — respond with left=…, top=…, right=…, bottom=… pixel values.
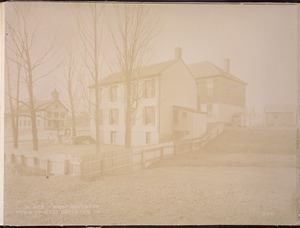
left=18, top=89, right=68, bottom=132
left=188, top=59, right=247, bottom=124
left=264, top=104, right=297, bottom=127
left=90, top=48, right=206, bottom=146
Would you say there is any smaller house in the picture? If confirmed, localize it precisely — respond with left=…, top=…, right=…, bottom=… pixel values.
left=188, top=59, right=247, bottom=124
left=173, top=105, right=207, bottom=140
left=18, top=89, right=68, bottom=132
left=264, top=104, right=297, bottom=127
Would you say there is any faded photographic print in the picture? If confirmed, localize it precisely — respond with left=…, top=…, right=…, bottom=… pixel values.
left=2, top=2, right=300, bottom=225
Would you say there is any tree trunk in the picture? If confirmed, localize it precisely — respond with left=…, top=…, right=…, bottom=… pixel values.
left=94, top=5, right=101, bottom=153
left=27, top=70, right=39, bottom=151
left=71, top=111, right=76, bottom=137
left=7, top=62, right=19, bottom=149
left=68, top=82, right=77, bottom=137
left=125, top=79, right=132, bottom=148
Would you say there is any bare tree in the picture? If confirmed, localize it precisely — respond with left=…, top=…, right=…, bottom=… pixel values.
left=73, top=3, right=105, bottom=153
left=6, top=58, right=21, bottom=149
left=110, top=5, right=158, bottom=147
left=62, top=44, right=81, bottom=137
left=6, top=4, right=60, bottom=151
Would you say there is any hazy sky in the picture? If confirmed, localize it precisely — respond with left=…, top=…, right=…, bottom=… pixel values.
left=4, top=2, right=298, bottom=112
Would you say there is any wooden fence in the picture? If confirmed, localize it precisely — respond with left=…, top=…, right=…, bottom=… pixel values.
left=5, top=124, right=224, bottom=179
left=5, top=152, right=81, bottom=176
left=174, top=123, right=224, bottom=153
left=80, top=124, right=224, bottom=179
left=80, top=142, right=174, bottom=179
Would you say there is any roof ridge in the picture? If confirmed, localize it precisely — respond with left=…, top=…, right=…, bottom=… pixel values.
left=188, top=61, right=247, bottom=85
left=97, top=58, right=179, bottom=87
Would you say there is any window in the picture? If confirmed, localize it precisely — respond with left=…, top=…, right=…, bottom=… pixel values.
left=144, top=79, right=156, bottom=98
left=47, top=111, right=51, bottom=118
left=110, top=86, right=117, bottom=102
left=110, top=109, right=119, bottom=125
left=54, top=112, right=59, bottom=118
left=60, top=112, right=65, bottom=118
left=110, top=131, right=117, bottom=144
left=60, top=121, right=64, bottom=127
left=37, top=120, right=40, bottom=127
left=99, top=88, right=102, bottom=104
left=28, top=120, right=31, bottom=126
left=174, top=109, right=178, bottom=124
left=207, top=79, right=213, bottom=97
left=48, top=120, right=52, bottom=127
left=207, top=104, right=212, bottom=118
left=182, top=111, right=187, bottom=118
left=146, top=132, right=151, bottom=144
left=129, top=83, right=139, bottom=101
left=144, top=106, right=155, bottom=125
left=99, top=110, right=103, bottom=125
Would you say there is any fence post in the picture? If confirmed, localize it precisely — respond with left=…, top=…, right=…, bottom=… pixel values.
left=80, top=160, right=85, bottom=179
left=64, top=159, right=69, bottom=175
left=46, top=159, right=51, bottom=175
left=173, top=142, right=177, bottom=155
left=21, top=155, right=26, bottom=166
left=12, top=154, right=16, bottom=163
left=141, top=150, right=145, bottom=169
left=34, top=157, right=39, bottom=169
left=101, top=159, right=105, bottom=174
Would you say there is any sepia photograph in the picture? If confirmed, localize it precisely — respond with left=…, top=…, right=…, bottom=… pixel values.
left=2, top=1, right=299, bottom=225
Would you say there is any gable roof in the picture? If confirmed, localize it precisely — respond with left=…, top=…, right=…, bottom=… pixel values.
left=92, top=59, right=179, bottom=87
left=19, top=100, right=68, bottom=112
left=188, top=61, right=247, bottom=85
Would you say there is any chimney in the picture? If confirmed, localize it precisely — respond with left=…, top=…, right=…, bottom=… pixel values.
left=51, top=89, right=59, bottom=101
left=223, top=58, right=230, bottom=73
left=174, top=47, right=182, bottom=60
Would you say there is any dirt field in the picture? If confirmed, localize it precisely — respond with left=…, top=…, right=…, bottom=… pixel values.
left=4, top=127, right=299, bottom=225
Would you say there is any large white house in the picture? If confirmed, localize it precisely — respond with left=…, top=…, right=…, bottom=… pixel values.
left=90, top=48, right=207, bottom=146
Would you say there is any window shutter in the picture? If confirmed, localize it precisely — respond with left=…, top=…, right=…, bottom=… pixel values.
left=114, top=86, right=117, bottom=101
left=99, top=110, right=103, bottom=125
left=109, top=87, right=112, bottom=102
left=152, top=107, right=155, bottom=125
left=152, top=80, right=156, bottom=97
left=143, top=108, right=146, bottom=125
left=143, top=81, right=147, bottom=98
left=116, top=109, right=119, bottom=124
left=109, top=110, right=112, bottom=124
